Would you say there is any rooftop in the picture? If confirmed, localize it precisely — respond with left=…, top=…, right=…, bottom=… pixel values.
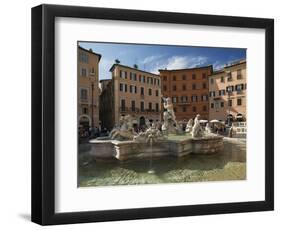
left=109, top=63, right=160, bottom=77
left=78, top=46, right=102, bottom=61
left=158, top=65, right=213, bottom=72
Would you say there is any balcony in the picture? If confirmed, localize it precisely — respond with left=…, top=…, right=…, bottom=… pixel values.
left=119, top=107, right=159, bottom=114
left=80, top=98, right=89, bottom=104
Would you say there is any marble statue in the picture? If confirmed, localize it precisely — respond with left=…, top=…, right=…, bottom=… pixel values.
left=191, top=114, right=203, bottom=138
left=109, top=115, right=136, bottom=140
left=161, top=97, right=180, bottom=134
left=134, top=122, right=166, bottom=143
left=185, top=119, right=194, bottom=133
left=205, top=122, right=212, bottom=134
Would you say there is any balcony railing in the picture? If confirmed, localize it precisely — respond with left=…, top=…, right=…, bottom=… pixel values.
left=119, top=107, right=159, bottom=114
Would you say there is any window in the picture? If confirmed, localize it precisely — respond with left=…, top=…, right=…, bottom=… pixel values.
left=155, top=103, right=159, bottom=112
left=163, top=76, right=167, bottom=81
left=237, top=98, right=242, bottom=106
left=219, top=90, right=226, bottom=96
left=148, top=88, right=152, bottom=95
left=148, top=102, right=152, bottom=111
left=173, top=85, right=177, bottom=91
left=202, top=83, right=206, bottom=89
left=155, top=90, right=159, bottom=96
left=82, top=107, right=88, bottom=114
left=202, top=73, right=206, bottom=79
left=182, top=75, right=186, bottom=80
left=228, top=99, right=232, bottom=107
left=157, top=79, right=160, bottom=86
left=181, top=96, right=187, bottom=103
left=131, top=100, right=135, bottom=111
left=173, top=75, right=176, bottom=81
left=121, top=99, right=126, bottom=111
left=135, top=86, right=137, bottom=94
left=172, top=97, right=177, bottom=103
left=119, top=83, right=123, bottom=92
left=80, top=53, right=89, bottom=63
left=163, top=85, right=167, bottom=91
left=174, top=107, right=177, bottom=112
left=143, top=76, right=146, bottom=83
left=202, top=95, right=208, bottom=101
left=129, top=72, right=132, bottom=80
left=140, top=87, right=144, bottom=95
left=220, top=76, right=224, bottom=82
left=140, top=101, right=144, bottom=111
left=220, top=102, right=224, bottom=107
left=192, top=106, right=196, bottom=112
left=227, top=72, right=232, bottom=81
left=182, top=84, right=186, bottom=91
left=226, top=86, right=234, bottom=93
left=192, top=84, right=196, bottom=90
left=80, top=89, right=88, bottom=100
left=203, top=105, right=207, bottom=111
left=139, top=75, right=142, bottom=82
left=120, top=70, right=127, bottom=79
left=235, top=84, right=244, bottom=92
left=134, top=73, right=137, bottom=81
left=192, top=74, right=196, bottom=80
left=90, top=67, right=95, bottom=74
left=81, top=68, right=87, bottom=77
left=237, top=69, right=242, bottom=79
left=191, top=95, right=197, bottom=102
left=210, top=78, right=214, bottom=84
left=182, top=107, right=187, bottom=112
left=129, top=85, right=133, bottom=93
left=124, top=84, right=127, bottom=92
left=211, top=103, right=214, bottom=109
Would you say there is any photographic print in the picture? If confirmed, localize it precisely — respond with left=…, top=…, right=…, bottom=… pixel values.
left=77, top=42, right=247, bottom=187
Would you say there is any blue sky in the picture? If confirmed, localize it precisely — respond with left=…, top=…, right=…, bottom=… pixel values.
left=79, top=42, right=246, bottom=80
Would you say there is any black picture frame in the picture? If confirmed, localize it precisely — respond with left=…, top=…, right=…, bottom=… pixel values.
left=31, top=4, right=274, bottom=225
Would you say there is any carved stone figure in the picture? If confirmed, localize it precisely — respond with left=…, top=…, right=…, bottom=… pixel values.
left=134, top=122, right=166, bottom=143
left=185, top=119, right=193, bottom=133
left=109, top=115, right=136, bottom=140
left=191, top=114, right=203, bottom=138
left=161, top=97, right=180, bottom=134
left=205, top=122, right=212, bottom=134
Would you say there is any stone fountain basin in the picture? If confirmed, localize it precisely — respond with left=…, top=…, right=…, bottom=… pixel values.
left=88, top=135, right=224, bottom=161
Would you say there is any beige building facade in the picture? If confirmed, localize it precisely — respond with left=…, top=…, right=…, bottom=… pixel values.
left=78, top=46, right=101, bottom=129
left=100, top=64, right=162, bottom=130
left=208, top=60, right=247, bottom=122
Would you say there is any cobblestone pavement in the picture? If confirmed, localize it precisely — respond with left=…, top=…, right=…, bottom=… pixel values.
left=78, top=138, right=246, bottom=187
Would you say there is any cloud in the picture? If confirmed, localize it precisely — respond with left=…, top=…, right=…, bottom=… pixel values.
left=147, top=55, right=209, bottom=74
left=141, top=55, right=164, bottom=65
left=213, top=61, right=225, bottom=70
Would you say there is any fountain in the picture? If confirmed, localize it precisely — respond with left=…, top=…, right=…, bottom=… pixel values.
left=89, top=97, right=224, bottom=161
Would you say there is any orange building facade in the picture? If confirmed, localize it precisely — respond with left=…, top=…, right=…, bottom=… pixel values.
left=159, top=66, right=213, bottom=121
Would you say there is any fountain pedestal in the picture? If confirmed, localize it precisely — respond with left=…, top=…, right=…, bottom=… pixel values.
left=89, top=135, right=224, bottom=161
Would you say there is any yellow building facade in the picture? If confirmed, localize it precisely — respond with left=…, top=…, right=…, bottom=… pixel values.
left=100, top=64, right=162, bottom=130
left=78, top=46, right=101, bottom=129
